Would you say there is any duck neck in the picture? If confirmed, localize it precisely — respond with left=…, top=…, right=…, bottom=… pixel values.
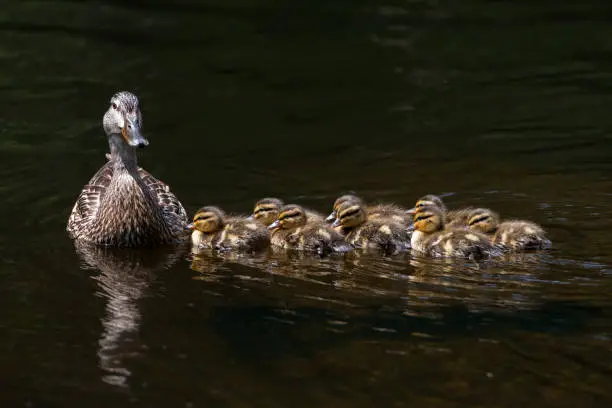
left=108, top=134, right=139, bottom=174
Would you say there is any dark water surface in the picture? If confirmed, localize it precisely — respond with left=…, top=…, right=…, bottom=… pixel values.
left=2, top=1, right=612, bottom=406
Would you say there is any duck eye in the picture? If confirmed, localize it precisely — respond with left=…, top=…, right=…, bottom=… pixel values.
left=112, top=103, right=118, bottom=110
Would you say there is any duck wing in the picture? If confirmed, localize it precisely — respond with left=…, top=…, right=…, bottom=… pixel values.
left=137, top=167, right=188, bottom=224
left=67, top=161, right=114, bottom=235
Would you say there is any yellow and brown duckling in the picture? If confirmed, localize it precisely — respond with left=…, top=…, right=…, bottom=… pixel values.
left=249, top=197, right=324, bottom=226
left=408, top=194, right=474, bottom=229
left=326, top=194, right=413, bottom=227
left=188, top=206, right=270, bottom=252
left=268, top=204, right=352, bottom=255
left=411, top=204, right=499, bottom=260
left=466, top=208, right=551, bottom=251
left=331, top=200, right=411, bottom=254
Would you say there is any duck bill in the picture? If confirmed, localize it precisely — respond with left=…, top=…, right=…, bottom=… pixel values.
left=325, top=212, right=336, bottom=223
left=267, top=220, right=280, bottom=230
left=121, top=116, right=149, bottom=148
left=186, top=222, right=195, bottom=231
left=331, top=219, right=341, bottom=228
left=406, top=207, right=417, bottom=215
left=246, top=215, right=254, bottom=221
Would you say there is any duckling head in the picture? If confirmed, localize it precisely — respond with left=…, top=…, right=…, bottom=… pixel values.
left=326, top=194, right=365, bottom=222
left=103, top=91, right=148, bottom=148
left=268, top=204, right=307, bottom=230
left=408, top=194, right=447, bottom=215
left=412, top=204, right=445, bottom=234
left=188, top=206, right=225, bottom=234
left=250, top=197, right=284, bottom=226
left=467, top=208, right=500, bottom=234
left=331, top=201, right=367, bottom=229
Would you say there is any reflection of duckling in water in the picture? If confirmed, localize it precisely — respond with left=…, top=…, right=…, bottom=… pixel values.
left=408, top=194, right=474, bottom=229
left=331, top=200, right=411, bottom=254
left=326, top=194, right=413, bottom=227
left=411, top=204, right=499, bottom=260
left=466, top=208, right=551, bottom=251
left=268, top=204, right=352, bottom=255
left=249, top=197, right=324, bottom=226
left=188, top=206, right=270, bottom=252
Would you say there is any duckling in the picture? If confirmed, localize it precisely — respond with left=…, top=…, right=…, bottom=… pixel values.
left=249, top=197, right=324, bottom=226
left=466, top=208, right=551, bottom=251
left=330, top=200, right=411, bottom=254
left=188, top=206, right=270, bottom=252
left=326, top=194, right=413, bottom=227
left=408, top=194, right=474, bottom=229
left=411, top=204, right=498, bottom=260
left=466, top=207, right=501, bottom=235
left=268, top=204, right=352, bottom=255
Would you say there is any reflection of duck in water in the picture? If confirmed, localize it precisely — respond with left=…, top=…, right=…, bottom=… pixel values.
left=189, top=247, right=272, bottom=281
left=74, top=240, right=185, bottom=388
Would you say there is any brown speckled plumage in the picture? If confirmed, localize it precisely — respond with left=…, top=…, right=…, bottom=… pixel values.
left=67, top=91, right=188, bottom=247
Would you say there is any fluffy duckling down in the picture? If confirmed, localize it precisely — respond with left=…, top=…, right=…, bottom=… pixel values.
left=326, top=194, right=413, bottom=227
left=331, top=200, right=411, bottom=254
left=408, top=194, right=474, bottom=230
left=268, top=204, right=352, bottom=255
left=188, top=206, right=270, bottom=252
left=466, top=208, right=551, bottom=251
left=250, top=197, right=324, bottom=226
left=411, top=204, right=499, bottom=260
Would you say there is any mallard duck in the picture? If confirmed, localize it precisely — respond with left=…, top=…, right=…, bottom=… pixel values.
left=188, top=206, right=270, bottom=252
left=408, top=194, right=474, bottom=229
left=326, top=194, right=413, bottom=227
left=67, top=91, right=188, bottom=247
left=330, top=200, right=411, bottom=254
left=268, top=204, right=352, bottom=255
left=411, top=204, right=498, bottom=260
left=466, top=208, right=551, bottom=250
left=249, top=197, right=324, bottom=226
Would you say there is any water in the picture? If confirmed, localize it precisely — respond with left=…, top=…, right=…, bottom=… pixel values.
left=2, top=0, right=612, bottom=406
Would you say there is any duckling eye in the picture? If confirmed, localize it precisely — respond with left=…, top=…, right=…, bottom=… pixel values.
left=112, top=103, right=118, bottom=110
left=469, top=216, right=489, bottom=226
left=415, top=214, right=432, bottom=222
left=341, top=209, right=360, bottom=219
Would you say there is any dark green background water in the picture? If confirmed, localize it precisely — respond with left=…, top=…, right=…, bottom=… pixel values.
left=2, top=1, right=612, bottom=406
